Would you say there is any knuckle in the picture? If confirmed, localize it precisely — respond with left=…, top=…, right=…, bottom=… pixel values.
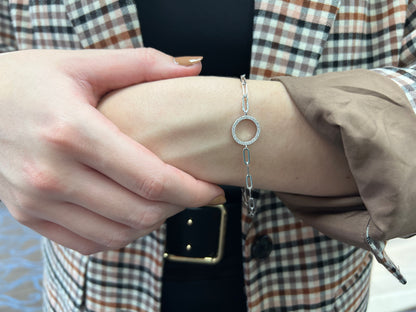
left=139, top=47, right=161, bottom=80
left=40, top=117, right=81, bottom=151
left=8, top=205, right=34, bottom=225
left=127, top=207, right=164, bottom=230
left=101, top=229, right=135, bottom=250
left=136, top=174, right=165, bottom=201
left=8, top=192, right=34, bottom=212
left=141, top=47, right=159, bottom=66
left=73, top=73, right=93, bottom=95
left=22, top=161, right=63, bottom=194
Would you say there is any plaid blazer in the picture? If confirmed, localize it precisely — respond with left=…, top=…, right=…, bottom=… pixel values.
left=2, top=1, right=416, bottom=311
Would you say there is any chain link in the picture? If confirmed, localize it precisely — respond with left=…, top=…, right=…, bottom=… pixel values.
left=231, top=75, right=261, bottom=216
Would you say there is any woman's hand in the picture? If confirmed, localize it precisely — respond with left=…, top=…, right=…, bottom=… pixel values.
left=0, top=49, right=224, bottom=255
left=99, top=76, right=358, bottom=197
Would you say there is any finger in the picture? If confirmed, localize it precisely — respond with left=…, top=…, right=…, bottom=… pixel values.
left=25, top=218, right=106, bottom=255
left=77, top=122, right=225, bottom=207
left=63, top=164, right=184, bottom=229
left=31, top=200, right=164, bottom=250
left=17, top=197, right=168, bottom=254
left=60, top=48, right=203, bottom=99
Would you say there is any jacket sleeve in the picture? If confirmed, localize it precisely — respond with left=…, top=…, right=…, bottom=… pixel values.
left=276, top=70, right=412, bottom=284
left=273, top=4, right=416, bottom=285
left=0, top=0, right=17, bottom=52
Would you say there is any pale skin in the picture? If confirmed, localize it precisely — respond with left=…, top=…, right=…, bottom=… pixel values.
left=98, top=76, right=358, bottom=197
left=0, top=49, right=357, bottom=256
left=0, top=49, right=224, bottom=255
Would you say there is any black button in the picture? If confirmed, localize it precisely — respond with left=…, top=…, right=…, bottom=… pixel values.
left=251, top=235, right=273, bottom=259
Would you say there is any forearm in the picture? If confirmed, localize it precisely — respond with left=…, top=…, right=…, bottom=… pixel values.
left=98, top=76, right=357, bottom=197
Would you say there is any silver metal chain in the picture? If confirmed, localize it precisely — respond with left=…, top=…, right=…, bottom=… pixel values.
left=231, top=75, right=261, bottom=216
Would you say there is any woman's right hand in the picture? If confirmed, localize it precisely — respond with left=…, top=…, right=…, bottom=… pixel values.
left=0, top=49, right=224, bottom=254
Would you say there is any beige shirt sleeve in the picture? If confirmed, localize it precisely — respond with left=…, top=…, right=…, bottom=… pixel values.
left=275, top=69, right=416, bottom=283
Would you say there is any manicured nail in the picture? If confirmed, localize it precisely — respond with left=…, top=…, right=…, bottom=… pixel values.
left=208, top=195, right=227, bottom=206
left=173, top=56, right=203, bottom=66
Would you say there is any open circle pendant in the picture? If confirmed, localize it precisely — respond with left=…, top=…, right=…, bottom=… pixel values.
left=231, top=115, right=261, bottom=146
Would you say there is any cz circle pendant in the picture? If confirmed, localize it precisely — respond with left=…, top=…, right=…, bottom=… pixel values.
left=231, top=115, right=261, bottom=146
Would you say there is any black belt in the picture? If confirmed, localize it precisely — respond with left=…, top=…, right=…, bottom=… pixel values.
left=162, top=185, right=245, bottom=280
left=164, top=186, right=242, bottom=265
left=161, top=186, right=247, bottom=312
left=164, top=204, right=227, bottom=264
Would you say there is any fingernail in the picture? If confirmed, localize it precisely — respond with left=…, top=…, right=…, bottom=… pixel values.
left=173, top=56, right=203, bottom=66
left=208, top=195, right=226, bottom=206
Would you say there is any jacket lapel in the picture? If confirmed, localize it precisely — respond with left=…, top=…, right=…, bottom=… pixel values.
left=65, top=0, right=143, bottom=49
left=250, top=0, right=340, bottom=79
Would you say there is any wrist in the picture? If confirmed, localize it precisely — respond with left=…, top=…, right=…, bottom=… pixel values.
left=153, top=76, right=288, bottom=188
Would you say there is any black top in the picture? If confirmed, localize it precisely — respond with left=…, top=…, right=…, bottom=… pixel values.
left=136, top=0, right=253, bottom=77
left=135, top=1, right=254, bottom=311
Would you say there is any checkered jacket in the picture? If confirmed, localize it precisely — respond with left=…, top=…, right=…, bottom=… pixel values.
left=1, top=1, right=415, bottom=311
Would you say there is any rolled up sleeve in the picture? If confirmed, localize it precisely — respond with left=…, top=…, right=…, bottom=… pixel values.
left=276, top=69, right=416, bottom=284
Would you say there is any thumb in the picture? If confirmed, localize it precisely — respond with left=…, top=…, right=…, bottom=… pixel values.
left=63, top=48, right=203, bottom=99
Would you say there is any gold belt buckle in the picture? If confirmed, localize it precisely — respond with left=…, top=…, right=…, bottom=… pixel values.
left=163, top=204, right=227, bottom=265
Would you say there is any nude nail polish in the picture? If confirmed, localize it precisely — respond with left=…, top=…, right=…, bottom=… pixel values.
left=208, top=195, right=227, bottom=206
left=173, top=56, right=203, bottom=66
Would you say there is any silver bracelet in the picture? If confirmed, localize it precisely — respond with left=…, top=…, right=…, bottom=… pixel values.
left=231, top=75, right=261, bottom=216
